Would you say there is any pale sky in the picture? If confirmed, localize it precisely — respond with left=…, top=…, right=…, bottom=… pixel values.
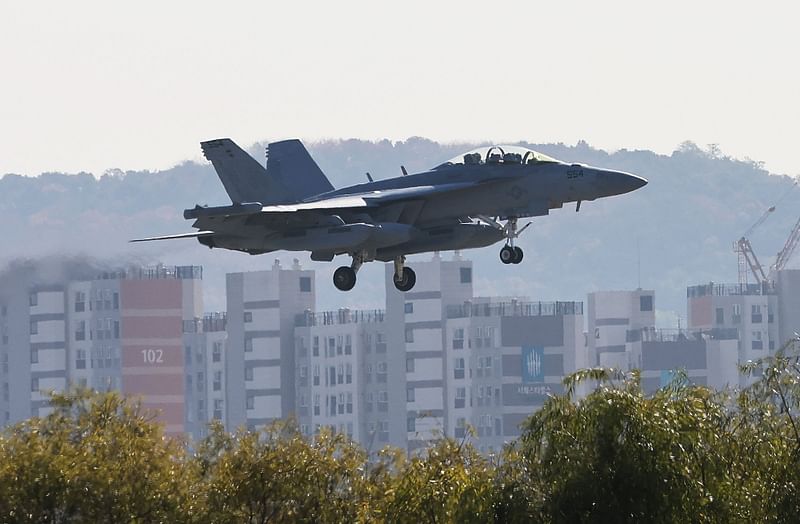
left=1, top=1, right=798, bottom=177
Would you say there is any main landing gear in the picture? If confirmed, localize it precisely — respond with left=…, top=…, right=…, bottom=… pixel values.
left=393, top=256, right=416, bottom=292
left=333, top=251, right=367, bottom=291
left=333, top=253, right=417, bottom=292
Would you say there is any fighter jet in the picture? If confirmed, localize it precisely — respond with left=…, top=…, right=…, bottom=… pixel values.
left=132, top=139, right=647, bottom=291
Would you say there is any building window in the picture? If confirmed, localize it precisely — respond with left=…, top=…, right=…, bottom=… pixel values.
left=406, top=357, right=415, bottom=373
left=312, top=336, right=319, bottom=357
left=377, top=362, right=388, bottom=383
left=407, top=416, right=416, bottom=432
left=212, top=342, right=222, bottom=362
left=640, top=295, right=653, bottom=312
left=31, top=377, right=40, bottom=392
left=453, top=328, right=464, bottom=350
left=314, top=394, right=320, bottom=416
left=74, top=292, right=85, bottom=312
left=346, top=392, right=353, bottom=414
left=715, top=308, right=724, bottom=325
left=406, top=387, right=415, bottom=402
left=345, top=363, right=352, bottom=384
left=245, top=367, right=253, bottom=381
left=405, top=328, right=414, bottom=343
left=299, top=277, right=312, bottom=292
left=404, top=302, right=414, bottom=314
left=378, top=391, right=388, bottom=412
left=213, top=371, right=222, bottom=391
left=345, top=334, right=352, bottom=355
left=752, top=331, right=764, bottom=350
left=751, top=305, right=763, bottom=324
left=213, top=399, right=223, bottom=420
left=30, top=349, right=38, bottom=364
left=244, top=339, right=253, bottom=352
left=454, top=358, right=465, bottom=380
left=455, top=417, right=466, bottom=438
left=29, top=293, right=38, bottom=307
left=246, top=396, right=254, bottom=410
left=732, top=304, right=742, bottom=324
left=244, top=312, right=253, bottom=323
left=455, top=387, right=466, bottom=408
left=76, top=349, right=86, bottom=369
left=460, top=267, right=472, bottom=284
left=378, top=420, right=389, bottom=442
left=75, top=320, right=86, bottom=341
left=313, top=365, right=320, bottom=386
left=29, top=320, right=38, bottom=335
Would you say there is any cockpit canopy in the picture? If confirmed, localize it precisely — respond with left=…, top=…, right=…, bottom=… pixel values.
left=433, top=145, right=560, bottom=170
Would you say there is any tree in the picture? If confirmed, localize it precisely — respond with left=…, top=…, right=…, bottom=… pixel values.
left=0, top=388, right=194, bottom=523
left=193, top=421, right=391, bottom=523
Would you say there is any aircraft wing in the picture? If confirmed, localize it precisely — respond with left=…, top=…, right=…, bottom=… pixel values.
left=130, top=231, right=214, bottom=242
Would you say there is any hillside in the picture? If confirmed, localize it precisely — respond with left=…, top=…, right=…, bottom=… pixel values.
left=1, top=139, right=796, bottom=321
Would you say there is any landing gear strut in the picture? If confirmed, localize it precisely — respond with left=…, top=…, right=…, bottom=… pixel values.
left=393, top=256, right=416, bottom=292
left=333, top=252, right=367, bottom=291
left=499, top=217, right=527, bottom=265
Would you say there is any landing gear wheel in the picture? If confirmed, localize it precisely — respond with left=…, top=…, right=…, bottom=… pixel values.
left=513, top=246, right=524, bottom=264
left=394, top=267, right=417, bottom=292
left=500, top=245, right=516, bottom=264
left=333, top=266, right=357, bottom=291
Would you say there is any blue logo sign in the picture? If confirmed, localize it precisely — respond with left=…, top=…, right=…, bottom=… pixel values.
left=522, top=346, right=544, bottom=383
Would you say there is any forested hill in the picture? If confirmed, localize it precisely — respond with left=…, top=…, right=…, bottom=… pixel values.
left=1, top=139, right=796, bottom=320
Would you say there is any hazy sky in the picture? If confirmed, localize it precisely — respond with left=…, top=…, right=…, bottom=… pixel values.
left=1, top=1, right=798, bottom=177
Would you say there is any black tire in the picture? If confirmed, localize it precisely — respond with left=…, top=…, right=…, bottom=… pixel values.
left=500, top=245, right=515, bottom=264
left=333, top=266, right=356, bottom=291
left=394, top=266, right=417, bottom=292
left=513, top=246, right=524, bottom=264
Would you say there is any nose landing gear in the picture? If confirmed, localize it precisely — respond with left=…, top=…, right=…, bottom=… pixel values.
left=500, top=245, right=523, bottom=264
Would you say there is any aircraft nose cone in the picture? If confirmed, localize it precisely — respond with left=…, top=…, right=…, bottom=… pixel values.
left=596, top=169, right=647, bottom=195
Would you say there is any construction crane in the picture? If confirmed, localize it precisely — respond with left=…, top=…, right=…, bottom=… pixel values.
left=771, top=215, right=800, bottom=276
left=735, top=176, right=799, bottom=285
left=735, top=206, right=774, bottom=285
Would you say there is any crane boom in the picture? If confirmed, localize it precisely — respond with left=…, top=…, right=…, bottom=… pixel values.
left=772, top=215, right=800, bottom=274
left=737, top=237, right=769, bottom=285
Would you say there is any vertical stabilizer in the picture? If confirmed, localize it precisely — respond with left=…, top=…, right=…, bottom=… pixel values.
left=201, top=138, right=294, bottom=204
left=266, top=140, right=335, bottom=200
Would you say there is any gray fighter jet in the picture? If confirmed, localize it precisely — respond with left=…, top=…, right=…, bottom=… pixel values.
left=133, top=139, right=647, bottom=291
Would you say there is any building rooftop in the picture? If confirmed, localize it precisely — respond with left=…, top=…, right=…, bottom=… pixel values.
left=687, top=282, right=774, bottom=298
left=295, top=308, right=385, bottom=327
left=446, top=300, right=583, bottom=319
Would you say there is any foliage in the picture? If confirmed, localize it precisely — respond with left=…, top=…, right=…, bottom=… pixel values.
left=0, top=388, right=192, bottom=523
left=4, top=357, right=800, bottom=522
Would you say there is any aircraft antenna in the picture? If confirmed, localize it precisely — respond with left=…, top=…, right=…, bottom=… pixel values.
left=401, top=166, right=408, bottom=176
left=366, top=172, right=373, bottom=182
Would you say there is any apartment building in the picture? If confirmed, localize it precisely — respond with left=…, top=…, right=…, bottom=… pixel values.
left=0, top=265, right=204, bottom=437
left=443, top=298, right=584, bottom=453
left=225, top=259, right=315, bottom=431
left=294, top=308, right=386, bottom=451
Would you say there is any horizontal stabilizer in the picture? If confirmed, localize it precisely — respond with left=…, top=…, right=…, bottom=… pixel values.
left=130, top=231, right=214, bottom=243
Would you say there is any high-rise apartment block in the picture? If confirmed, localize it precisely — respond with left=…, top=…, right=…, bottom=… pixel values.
left=225, top=259, right=315, bottom=431
left=0, top=265, right=207, bottom=437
